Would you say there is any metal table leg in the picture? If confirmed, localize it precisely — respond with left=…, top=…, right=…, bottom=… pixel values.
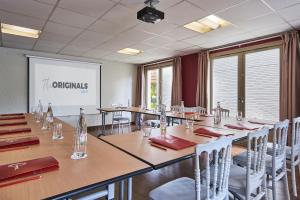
left=102, top=112, right=106, bottom=135
left=119, top=180, right=125, bottom=200
left=127, top=178, right=132, bottom=200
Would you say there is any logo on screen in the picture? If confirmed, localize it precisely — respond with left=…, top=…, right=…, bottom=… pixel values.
left=42, top=78, right=88, bottom=91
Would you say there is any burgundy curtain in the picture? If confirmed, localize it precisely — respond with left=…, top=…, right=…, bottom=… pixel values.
left=171, top=57, right=182, bottom=106
left=280, top=31, right=300, bottom=121
left=135, top=65, right=144, bottom=106
left=195, top=51, right=209, bottom=108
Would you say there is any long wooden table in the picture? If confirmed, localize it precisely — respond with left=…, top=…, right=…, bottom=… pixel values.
left=99, top=123, right=259, bottom=169
left=98, top=106, right=207, bottom=136
left=0, top=114, right=151, bottom=200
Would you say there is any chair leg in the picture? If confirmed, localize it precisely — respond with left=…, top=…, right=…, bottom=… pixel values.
left=291, top=164, right=297, bottom=197
left=118, top=122, right=120, bottom=134
left=283, top=169, right=291, bottom=200
left=263, top=174, right=268, bottom=200
left=272, top=175, right=276, bottom=200
left=111, top=122, right=114, bottom=134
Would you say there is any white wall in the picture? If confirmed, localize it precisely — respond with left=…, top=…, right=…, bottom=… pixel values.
left=0, top=47, right=137, bottom=126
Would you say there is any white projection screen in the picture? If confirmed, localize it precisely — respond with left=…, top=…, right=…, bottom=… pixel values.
left=28, top=56, right=101, bottom=116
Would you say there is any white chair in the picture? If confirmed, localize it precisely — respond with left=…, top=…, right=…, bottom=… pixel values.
left=229, top=127, right=269, bottom=200
left=234, top=120, right=290, bottom=200
left=149, top=136, right=233, bottom=200
left=212, top=108, right=230, bottom=117
left=287, top=117, right=300, bottom=197
left=267, top=117, right=300, bottom=197
left=111, top=104, right=130, bottom=134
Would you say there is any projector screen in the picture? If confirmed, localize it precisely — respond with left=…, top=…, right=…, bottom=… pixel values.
left=28, top=57, right=101, bottom=116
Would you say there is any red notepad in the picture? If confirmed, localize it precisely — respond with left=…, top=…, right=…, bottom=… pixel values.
left=0, top=121, right=27, bottom=127
left=184, top=112, right=195, bottom=115
left=0, top=113, right=24, bottom=117
left=194, top=127, right=232, bottom=137
left=149, top=135, right=196, bottom=150
left=0, top=116, right=25, bottom=120
left=0, top=128, right=31, bottom=136
left=0, top=136, right=39, bottom=150
left=0, top=156, right=59, bottom=183
left=224, top=124, right=257, bottom=130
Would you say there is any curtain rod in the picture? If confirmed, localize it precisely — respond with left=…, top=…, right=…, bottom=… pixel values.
left=208, top=32, right=284, bottom=53
left=142, top=57, right=174, bottom=67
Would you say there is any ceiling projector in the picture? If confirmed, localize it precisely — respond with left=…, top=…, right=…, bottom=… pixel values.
left=137, top=0, right=164, bottom=24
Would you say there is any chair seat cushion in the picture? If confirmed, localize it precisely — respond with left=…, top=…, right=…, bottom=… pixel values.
left=233, top=151, right=284, bottom=175
left=112, top=117, right=130, bottom=121
left=228, top=165, right=265, bottom=199
left=266, top=142, right=294, bottom=160
left=149, top=177, right=210, bottom=200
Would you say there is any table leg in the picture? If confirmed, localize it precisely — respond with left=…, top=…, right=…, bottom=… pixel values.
left=136, top=113, right=141, bottom=130
left=127, top=178, right=132, bottom=200
left=102, top=112, right=106, bottom=135
left=119, top=180, right=125, bottom=200
left=167, top=117, right=170, bottom=126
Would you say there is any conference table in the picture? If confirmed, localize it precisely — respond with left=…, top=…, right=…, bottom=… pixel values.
left=0, top=114, right=151, bottom=200
left=98, top=106, right=209, bottom=136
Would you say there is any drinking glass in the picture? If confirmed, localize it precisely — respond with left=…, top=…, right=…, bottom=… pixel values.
left=141, top=122, right=152, bottom=137
left=185, top=117, right=194, bottom=129
left=236, top=111, right=243, bottom=121
left=52, top=123, right=63, bottom=140
left=41, top=113, right=49, bottom=130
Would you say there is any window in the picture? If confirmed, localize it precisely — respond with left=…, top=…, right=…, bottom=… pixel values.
left=145, top=64, right=173, bottom=110
left=211, top=47, right=280, bottom=121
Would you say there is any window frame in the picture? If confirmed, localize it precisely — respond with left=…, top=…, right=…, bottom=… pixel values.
left=210, top=44, right=282, bottom=118
left=144, top=61, right=173, bottom=109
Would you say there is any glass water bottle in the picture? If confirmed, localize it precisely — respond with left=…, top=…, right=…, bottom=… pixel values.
left=214, top=102, right=222, bottom=124
left=160, top=104, right=167, bottom=136
left=180, top=101, right=185, bottom=114
left=46, top=103, right=54, bottom=125
left=71, top=108, right=88, bottom=160
left=36, top=100, right=43, bottom=123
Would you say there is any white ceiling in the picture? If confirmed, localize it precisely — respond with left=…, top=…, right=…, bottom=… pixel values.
left=0, top=0, right=299, bottom=64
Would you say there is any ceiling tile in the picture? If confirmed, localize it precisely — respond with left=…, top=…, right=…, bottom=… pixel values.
left=187, top=0, right=246, bottom=13
left=134, top=20, right=178, bottom=35
left=0, top=10, right=45, bottom=30
left=103, top=52, right=131, bottom=61
left=43, top=21, right=83, bottom=37
left=249, top=23, right=292, bottom=37
left=60, top=45, right=90, bottom=56
left=236, top=13, right=287, bottom=31
left=2, top=40, right=34, bottom=50
left=130, top=43, right=155, bottom=52
left=165, top=1, right=208, bottom=25
left=2, top=34, right=36, bottom=49
left=34, top=39, right=65, bottom=53
left=263, top=0, right=300, bottom=10
left=278, top=3, right=300, bottom=21
left=38, top=31, right=74, bottom=44
left=88, top=19, right=129, bottom=35
left=83, top=48, right=111, bottom=59
left=162, top=27, right=199, bottom=40
left=69, top=31, right=112, bottom=49
left=34, top=0, right=57, bottom=5
left=97, top=36, right=136, bottom=51
left=0, top=0, right=53, bottom=19
left=182, top=34, right=210, bottom=45
left=289, top=18, right=300, bottom=28
left=58, top=0, right=115, bottom=18
left=143, top=36, right=175, bottom=47
left=164, top=41, right=194, bottom=51
left=155, top=0, right=183, bottom=10
left=119, top=29, right=156, bottom=42
left=50, top=8, right=97, bottom=28
left=217, top=0, right=273, bottom=24
left=102, top=4, right=139, bottom=29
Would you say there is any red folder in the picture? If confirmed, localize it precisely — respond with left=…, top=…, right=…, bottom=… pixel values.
left=0, top=136, right=39, bottom=150
left=149, top=135, right=196, bottom=150
left=0, top=128, right=31, bottom=136
left=0, top=156, right=59, bottom=183
left=224, top=124, right=257, bottom=131
left=0, top=113, right=24, bottom=117
left=194, top=127, right=233, bottom=137
left=0, top=121, right=27, bottom=127
left=0, top=116, right=26, bottom=120
left=184, top=112, right=195, bottom=115
left=248, top=119, right=275, bottom=125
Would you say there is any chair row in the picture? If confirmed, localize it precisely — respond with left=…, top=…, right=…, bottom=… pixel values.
left=150, top=117, right=300, bottom=200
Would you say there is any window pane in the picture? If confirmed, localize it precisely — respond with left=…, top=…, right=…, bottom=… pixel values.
left=212, top=56, right=238, bottom=116
left=146, top=69, right=159, bottom=109
left=245, top=48, right=280, bottom=120
left=161, top=66, right=173, bottom=110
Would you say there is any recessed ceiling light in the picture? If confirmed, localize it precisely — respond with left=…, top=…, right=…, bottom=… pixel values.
left=1, top=23, right=41, bottom=38
left=117, top=48, right=143, bottom=55
left=184, top=15, right=231, bottom=33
